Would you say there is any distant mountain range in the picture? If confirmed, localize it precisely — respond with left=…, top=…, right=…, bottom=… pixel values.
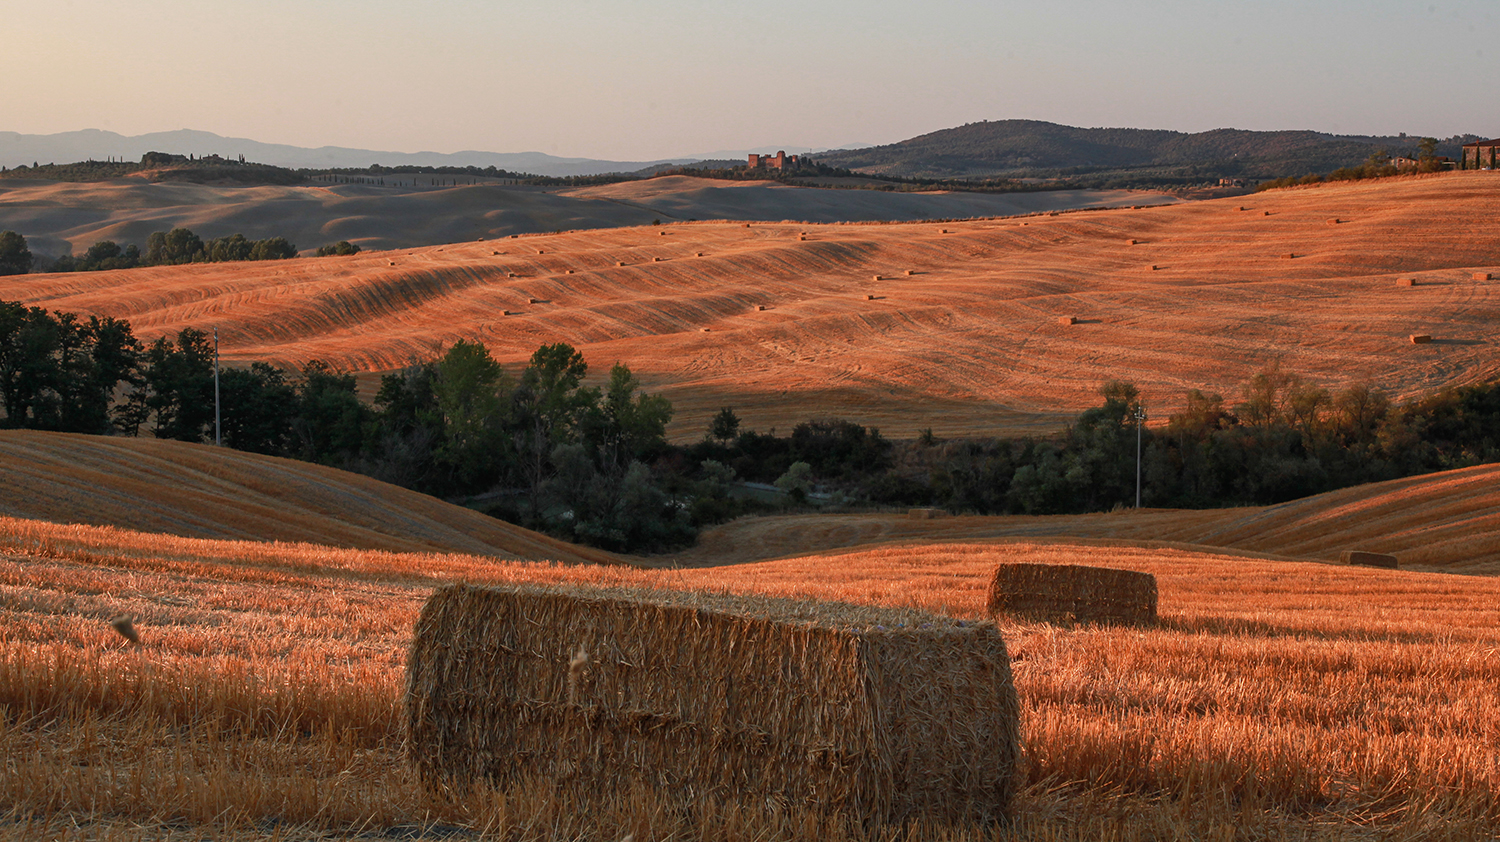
left=0, top=129, right=723, bottom=177
left=815, top=120, right=1483, bottom=181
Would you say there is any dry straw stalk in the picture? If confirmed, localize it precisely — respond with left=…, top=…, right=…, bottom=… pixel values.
left=987, top=563, right=1157, bottom=626
left=405, top=583, right=1020, bottom=826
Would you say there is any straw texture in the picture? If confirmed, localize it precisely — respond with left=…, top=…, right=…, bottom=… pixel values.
left=987, top=563, right=1157, bottom=626
left=405, top=583, right=1020, bottom=825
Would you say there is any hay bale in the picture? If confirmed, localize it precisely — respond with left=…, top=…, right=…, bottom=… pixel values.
left=1474, top=272, right=1492, bottom=281
left=1410, top=334, right=1433, bottom=344
left=872, top=274, right=882, bottom=281
left=905, top=269, right=916, bottom=275
left=1264, top=211, right=1272, bottom=216
left=1057, top=316, right=1077, bottom=326
left=537, top=249, right=546, bottom=254
left=1397, top=277, right=1417, bottom=287
left=616, top=261, right=626, bottom=267
left=528, top=297, right=540, bottom=304
left=1281, top=253, right=1296, bottom=259
left=865, top=294, right=877, bottom=300
left=501, top=309, right=513, bottom=316
left=1149, top=264, right=1160, bottom=271
left=695, top=252, right=704, bottom=257
left=700, top=327, right=711, bottom=332
left=987, top=563, right=1157, bottom=626
left=653, top=256, right=663, bottom=262
left=1125, top=239, right=1138, bottom=245
left=406, top=584, right=1020, bottom=825
left=1238, top=206, right=1247, bottom=211
left=1341, top=550, right=1398, bottom=569
left=566, top=269, right=575, bottom=274
left=756, top=304, right=767, bottom=311
left=907, top=507, right=949, bottom=519
left=1326, top=218, right=1340, bottom=225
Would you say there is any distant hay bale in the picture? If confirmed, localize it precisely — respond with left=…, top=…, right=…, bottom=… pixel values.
left=756, top=304, right=768, bottom=311
left=528, top=297, right=540, bottom=304
left=1238, top=206, right=1247, bottom=211
left=566, top=269, right=575, bottom=274
left=1474, top=272, right=1493, bottom=281
left=940, top=228, right=950, bottom=234
left=1397, top=277, right=1417, bottom=287
left=695, top=252, right=704, bottom=257
left=1341, top=550, right=1398, bottom=569
left=537, top=249, right=545, bottom=254
left=1281, top=253, right=1296, bottom=259
left=507, top=272, right=520, bottom=278
left=405, top=584, right=1020, bottom=825
left=1149, top=264, right=1160, bottom=271
left=1264, top=211, right=1272, bottom=216
left=653, top=256, right=663, bottom=262
left=865, top=294, right=877, bottom=300
left=108, top=615, right=140, bottom=645
left=1410, top=334, right=1433, bottom=344
left=700, top=327, right=711, bottom=332
left=616, top=261, right=626, bottom=267
left=1125, top=239, right=1138, bottom=245
left=492, top=250, right=501, bottom=255
left=905, top=269, right=916, bottom=275
left=1326, top=218, right=1340, bottom=225
left=987, top=563, right=1157, bottom=626
left=388, top=261, right=397, bottom=266
left=872, top=274, right=882, bottom=281
left=1058, top=316, right=1077, bottom=326
left=501, top=309, right=513, bottom=316
left=907, top=507, right=949, bottom=519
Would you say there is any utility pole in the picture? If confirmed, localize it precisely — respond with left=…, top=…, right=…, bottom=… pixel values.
left=1134, top=403, right=1146, bottom=508
left=213, top=327, right=220, bottom=447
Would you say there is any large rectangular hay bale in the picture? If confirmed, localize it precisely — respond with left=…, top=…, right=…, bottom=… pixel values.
left=1410, top=334, right=1433, bottom=344
left=406, top=584, right=1019, bottom=825
left=1341, top=550, right=1398, bottom=569
left=987, top=563, right=1157, bottom=626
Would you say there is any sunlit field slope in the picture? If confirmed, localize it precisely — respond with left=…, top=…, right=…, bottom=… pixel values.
left=668, top=463, right=1500, bottom=574
left=0, top=175, right=1173, bottom=258
left=0, top=430, right=617, bottom=564
left=4, top=172, right=1498, bottom=439
left=3, top=518, right=1496, bottom=840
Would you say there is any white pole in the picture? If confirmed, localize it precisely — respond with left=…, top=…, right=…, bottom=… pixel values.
left=1134, top=404, right=1145, bottom=508
left=213, top=327, right=220, bottom=447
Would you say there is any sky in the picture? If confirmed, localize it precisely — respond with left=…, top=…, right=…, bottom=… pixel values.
left=7, top=0, right=1497, bottom=161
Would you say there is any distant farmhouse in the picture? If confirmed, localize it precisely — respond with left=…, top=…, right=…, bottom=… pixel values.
left=1460, top=138, right=1500, bottom=169
left=747, top=151, right=800, bottom=170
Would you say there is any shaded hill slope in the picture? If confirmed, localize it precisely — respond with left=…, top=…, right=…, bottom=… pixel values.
left=663, top=463, right=1500, bottom=575
left=818, top=119, right=1474, bottom=180
left=0, top=430, right=619, bottom=564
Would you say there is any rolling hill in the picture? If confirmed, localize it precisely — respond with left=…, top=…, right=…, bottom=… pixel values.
left=663, top=462, right=1500, bottom=575
left=0, top=429, right=618, bottom=565
left=0, top=175, right=1175, bottom=259
left=817, top=119, right=1477, bottom=180
left=4, top=171, right=1496, bottom=441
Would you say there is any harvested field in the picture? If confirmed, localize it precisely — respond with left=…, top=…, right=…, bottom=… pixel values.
left=2, top=517, right=1497, bottom=839
left=0, top=430, right=615, bottom=564
left=4, top=173, right=1498, bottom=439
left=664, top=462, right=1500, bottom=574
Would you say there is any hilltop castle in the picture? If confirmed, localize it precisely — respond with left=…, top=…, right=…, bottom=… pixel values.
left=747, top=151, right=800, bottom=170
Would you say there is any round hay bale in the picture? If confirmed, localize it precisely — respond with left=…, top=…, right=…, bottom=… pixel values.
left=987, top=563, right=1157, bottom=626
left=1341, top=550, right=1398, bottom=569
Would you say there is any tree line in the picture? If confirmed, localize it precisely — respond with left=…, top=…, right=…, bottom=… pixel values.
left=3, top=299, right=1497, bottom=552
left=0, top=230, right=366, bottom=274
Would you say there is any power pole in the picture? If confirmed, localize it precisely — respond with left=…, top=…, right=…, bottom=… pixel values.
left=1134, top=403, right=1146, bottom=508
left=213, top=327, right=220, bottom=447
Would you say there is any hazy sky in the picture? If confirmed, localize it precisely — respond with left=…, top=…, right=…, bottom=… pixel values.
left=8, top=0, right=1496, bottom=160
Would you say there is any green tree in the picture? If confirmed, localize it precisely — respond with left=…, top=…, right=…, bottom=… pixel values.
left=709, top=406, right=741, bottom=443
left=514, top=343, right=595, bottom=513
left=249, top=237, right=297, bottom=260
left=138, top=328, right=216, bottom=440
left=218, top=362, right=296, bottom=454
left=0, top=231, right=32, bottom=275
left=145, top=228, right=204, bottom=265
left=433, top=340, right=512, bottom=491
left=292, top=360, right=371, bottom=464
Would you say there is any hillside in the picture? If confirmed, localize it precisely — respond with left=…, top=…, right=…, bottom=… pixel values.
left=817, top=119, right=1476, bottom=180
left=5, top=171, right=1496, bottom=441
left=0, top=175, right=1173, bottom=259
left=5, top=513, right=1498, bottom=838
left=0, top=430, right=618, bottom=565
left=664, top=462, right=1500, bottom=575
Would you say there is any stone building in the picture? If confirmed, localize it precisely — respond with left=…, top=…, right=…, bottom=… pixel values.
left=747, top=151, right=800, bottom=170
left=1461, top=139, right=1500, bottom=169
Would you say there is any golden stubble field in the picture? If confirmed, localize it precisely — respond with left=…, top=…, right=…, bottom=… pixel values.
left=3, top=173, right=1497, bottom=438
left=3, top=513, right=1499, bottom=841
